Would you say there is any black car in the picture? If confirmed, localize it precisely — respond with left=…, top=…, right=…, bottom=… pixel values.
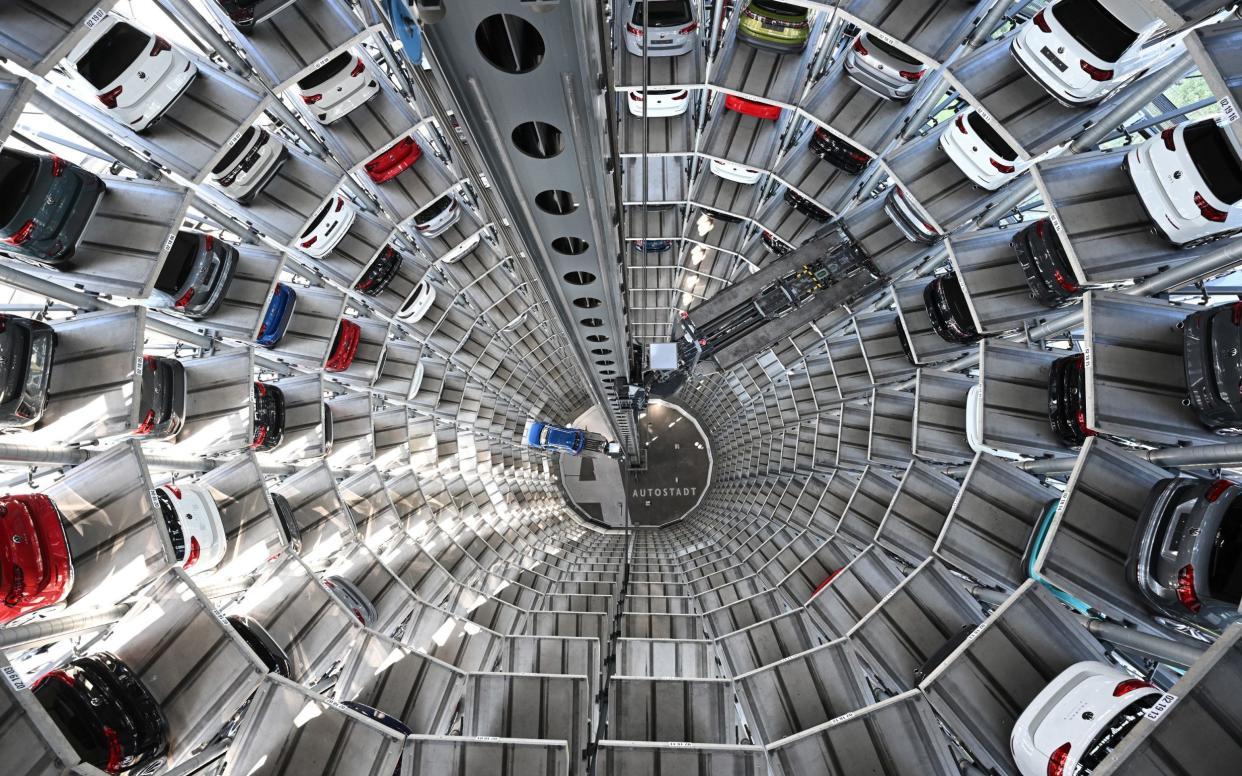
left=913, top=623, right=975, bottom=684
left=214, top=0, right=297, bottom=30
left=323, top=401, right=334, bottom=455
left=209, top=126, right=288, bottom=203
left=1048, top=353, right=1091, bottom=447
left=896, top=318, right=916, bottom=364
left=701, top=207, right=744, bottom=225
left=1126, top=476, right=1242, bottom=634
left=355, top=244, right=404, bottom=297
left=923, top=274, right=981, bottom=344
left=809, top=126, right=870, bottom=175
left=761, top=229, right=792, bottom=255
left=136, top=355, right=186, bottom=439
left=269, top=492, right=302, bottom=553
left=0, top=147, right=106, bottom=265
left=1012, top=218, right=1080, bottom=307
left=1182, top=302, right=1242, bottom=433
left=0, top=315, right=57, bottom=428
left=783, top=188, right=831, bottom=222
left=341, top=701, right=412, bottom=776
left=153, top=230, right=238, bottom=320
left=251, top=381, right=284, bottom=451
left=33, top=652, right=168, bottom=775
left=227, top=614, right=292, bottom=676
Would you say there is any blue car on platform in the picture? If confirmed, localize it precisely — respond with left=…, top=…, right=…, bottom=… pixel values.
left=527, top=421, right=586, bottom=455
left=256, top=283, right=296, bottom=348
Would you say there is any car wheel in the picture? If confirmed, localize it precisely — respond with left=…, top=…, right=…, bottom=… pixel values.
left=135, top=758, right=166, bottom=776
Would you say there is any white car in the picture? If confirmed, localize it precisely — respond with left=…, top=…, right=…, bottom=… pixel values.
left=154, top=483, right=227, bottom=575
left=884, top=187, right=941, bottom=244
left=408, top=361, right=425, bottom=400
left=441, top=230, right=482, bottom=264
left=323, top=575, right=377, bottom=626
left=966, top=385, right=1023, bottom=460
left=1126, top=116, right=1242, bottom=247
left=1010, top=0, right=1179, bottom=106
left=397, top=278, right=436, bottom=322
left=843, top=32, right=928, bottom=101
left=624, top=0, right=697, bottom=57
left=709, top=158, right=763, bottom=185
left=209, top=126, right=289, bottom=204
left=296, top=50, right=380, bottom=124
left=939, top=109, right=1030, bottom=191
left=413, top=195, right=460, bottom=239
left=1011, top=661, right=1162, bottom=776
left=70, top=14, right=198, bottom=132
left=298, top=193, right=356, bottom=258
left=626, top=87, right=691, bottom=117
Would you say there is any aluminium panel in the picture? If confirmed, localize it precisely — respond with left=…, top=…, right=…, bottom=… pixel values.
left=227, top=150, right=345, bottom=244
left=174, top=349, right=254, bottom=455
left=321, top=90, right=423, bottom=172
left=701, top=105, right=787, bottom=170
left=800, top=69, right=907, bottom=157
left=608, top=676, right=736, bottom=744
left=324, top=391, right=375, bottom=469
left=334, top=630, right=463, bottom=735
left=840, top=0, right=976, bottom=62
left=596, top=742, right=765, bottom=776
left=263, top=373, right=327, bottom=462
left=620, top=105, right=695, bottom=155
left=324, top=541, right=418, bottom=634
left=867, top=388, right=916, bottom=469
left=216, top=1, right=373, bottom=90
left=772, top=150, right=860, bottom=220
left=885, top=123, right=990, bottom=234
left=403, top=735, right=571, bottom=776
left=198, top=452, right=286, bottom=581
left=715, top=610, right=831, bottom=677
left=934, top=451, right=1059, bottom=590
left=910, top=367, right=974, bottom=464
left=0, top=0, right=101, bottom=76
left=615, top=638, right=719, bottom=679
left=272, top=461, right=356, bottom=567
left=978, top=339, right=1075, bottom=459
left=372, top=407, right=410, bottom=470
left=1187, top=19, right=1242, bottom=160
left=836, top=465, right=900, bottom=547
left=614, top=25, right=704, bottom=90
left=399, top=600, right=503, bottom=673
left=804, top=546, right=906, bottom=638
left=0, top=71, right=35, bottom=146
left=855, top=310, right=916, bottom=385
left=874, top=460, right=962, bottom=566
left=892, top=274, right=975, bottom=366
left=946, top=227, right=1053, bottom=335
left=0, top=652, right=85, bottom=776
left=205, top=245, right=286, bottom=341
left=836, top=403, right=872, bottom=471
left=709, top=21, right=821, bottom=105
left=462, top=673, right=590, bottom=776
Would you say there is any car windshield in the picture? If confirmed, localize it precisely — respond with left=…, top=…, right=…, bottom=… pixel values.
left=1076, top=694, right=1159, bottom=771
left=1185, top=121, right=1242, bottom=205
left=967, top=112, right=1018, bottom=162
left=1210, top=499, right=1242, bottom=604
left=0, top=152, right=40, bottom=226
left=865, top=34, right=922, bottom=66
left=77, top=22, right=150, bottom=89
left=1051, top=0, right=1142, bottom=63
left=297, top=51, right=353, bottom=91
left=632, top=0, right=692, bottom=27
left=155, top=232, right=200, bottom=293
left=212, top=127, right=258, bottom=175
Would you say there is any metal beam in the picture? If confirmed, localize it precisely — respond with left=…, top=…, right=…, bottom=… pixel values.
left=28, top=90, right=163, bottom=180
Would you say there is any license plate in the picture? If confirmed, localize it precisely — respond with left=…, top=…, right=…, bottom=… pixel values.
left=1040, top=46, right=1067, bottom=72
left=762, top=20, right=782, bottom=30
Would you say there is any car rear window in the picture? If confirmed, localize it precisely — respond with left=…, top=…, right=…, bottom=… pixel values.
left=156, top=489, right=186, bottom=561
left=1076, top=694, right=1159, bottom=771
left=77, top=22, right=150, bottom=89
left=1185, top=121, right=1242, bottom=205
left=752, top=0, right=805, bottom=15
left=302, top=199, right=333, bottom=236
left=0, top=151, right=41, bottom=226
left=1051, top=0, right=1142, bottom=63
left=865, top=34, right=922, bottom=66
left=155, top=232, right=200, bottom=292
left=416, top=195, right=453, bottom=221
left=1210, top=499, right=1242, bottom=604
left=297, top=51, right=353, bottom=91
left=632, top=0, right=693, bottom=27
left=212, top=127, right=258, bottom=175
left=967, top=111, right=1018, bottom=162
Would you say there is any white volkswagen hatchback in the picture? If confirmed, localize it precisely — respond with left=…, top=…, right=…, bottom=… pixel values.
left=709, top=158, right=764, bottom=185
left=1011, top=661, right=1162, bottom=776
left=298, top=193, right=356, bottom=258
left=626, top=87, right=691, bottom=117
left=1010, top=0, right=1176, bottom=106
left=939, top=109, right=1030, bottom=191
left=397, top=277, right=436, bottom=323
left=70, top=14, right=198, bottom=133
left=155, top=483, right=227, bottom=575
left=1126, top=116, right=1242, bottom=247
left=296, top=50, right=380, bottom=124
left=624, top=0, right=698, bottom=57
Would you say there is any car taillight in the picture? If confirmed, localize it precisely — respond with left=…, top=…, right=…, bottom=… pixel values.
left=167, top=485, right=182, bottom=498
left=850, top=150, right=869, bottom=161
left=218, top=168, right=240, bottom=186
left=353, top=608, right=365, bottom=623
left=102, top=725, right=124, bottom=774
left=256, top=381, right=267, bottom=396
left=1177, top=564, right=1202, bottom=613
left=301, top=93, right=323, bottom=104
left=184, top=536, right=201, bottom=569
left=899, top=69, right=923, bottom=82
left=136, top=409, right=156, bottom=435
left=50, top=156, right=65, bottom=177
left=98, top=85, right=123, bottom=109
left=5, top=563, right=25, bottom=606
left=955, top=115, right=967, bottom=134
left=1075, top=408, right=1094, bottom=437
left=673, top=90, right=688, bottom=100
left=1053, top=269, right=1079, bottom=293
left=631, top=91, right=644, bottom=101
left=1195, top=192, right=1228, bottom=223
left=32, top=670, right=75, bottom=691
left=150, top=36, right=172, bottom=56
left=1080, top=61, right=1113, bottom=81
left=175, top=287, right=195, bottom=308
left=1047, top=742, right=1070, bottom=776
left=350, top=58, right=365, bottom=77
left=144, top=355, right=157, bottom=371
left=678, top=21, right=698, bottom=33
left=1162, top=127, right=1177, bottom=151
left=301, top=235, right=318, bottom=248
left=1034, top=9, right=1051, bottom=33
left=990, top=159, right=1015, bottom=174
left=251, top=425, right=268, bottom=449
left=853, top=38, right=869, bottom=56
left=1234, top=301, right=1242, bottom=325
left=335, top=196, right=345, bottom=212
left=1, top=219, right=36, bottom=246
left=1113, top=678, right=1155, bottom=696
left=204, top=235, right=214, bottom=251
left=1206, top=479, right=1233, bottom=502
left=626, top=23, right=642, bottom=36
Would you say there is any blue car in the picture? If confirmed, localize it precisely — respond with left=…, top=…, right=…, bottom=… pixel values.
left=256, top=283, right=296, bottom=348
left=632, top=239, right=672, bottom=253
left=527, top=421, right=586, bottom=455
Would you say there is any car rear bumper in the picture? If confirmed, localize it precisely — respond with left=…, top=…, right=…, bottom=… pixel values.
left=884, top=191, right=937, bottom=244
left=182, top=246, right=239, bottom=320
left=843, top=56, right=914, bottom=100
left=315, top=78, right=380, bottom=124
left=231, top=142, right=289, bottom=204
left=0, top=322, right=56, bottom=428
left=736, top=24, right=808, bottom=54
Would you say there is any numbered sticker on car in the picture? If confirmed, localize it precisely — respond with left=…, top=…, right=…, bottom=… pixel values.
left=84, top=7, right=107, bottom=29
left=1144, top=692, right=1179, bottom=722
left=1221, top=97, right=1239, bottom=125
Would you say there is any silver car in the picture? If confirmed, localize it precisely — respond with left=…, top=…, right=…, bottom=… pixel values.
left=150, top=230, right=239, bottom=320
left=843, top=32, right=928, bottom=101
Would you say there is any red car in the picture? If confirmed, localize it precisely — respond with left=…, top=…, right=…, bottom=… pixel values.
left=364, top=136, right=422, bottom=183
left=724, top=93, right=781, bottom=120
left=325, top=319, right=361, bottom=372
left=0, top=493, right=74, bottom=624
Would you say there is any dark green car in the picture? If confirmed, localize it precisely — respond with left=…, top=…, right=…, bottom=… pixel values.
left=736, top=0, right=811, bottom=53
left=0, top=148, right=105, bottom=266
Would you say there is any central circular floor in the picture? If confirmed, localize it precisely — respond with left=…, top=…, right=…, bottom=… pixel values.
left=560, top=400, right=712, bottom=527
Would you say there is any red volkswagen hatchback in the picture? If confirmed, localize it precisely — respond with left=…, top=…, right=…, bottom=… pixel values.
left=0, top=493, right=74, bottom=624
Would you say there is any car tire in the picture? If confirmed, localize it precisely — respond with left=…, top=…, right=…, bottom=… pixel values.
left=135, top=758, right=166, bottom=776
